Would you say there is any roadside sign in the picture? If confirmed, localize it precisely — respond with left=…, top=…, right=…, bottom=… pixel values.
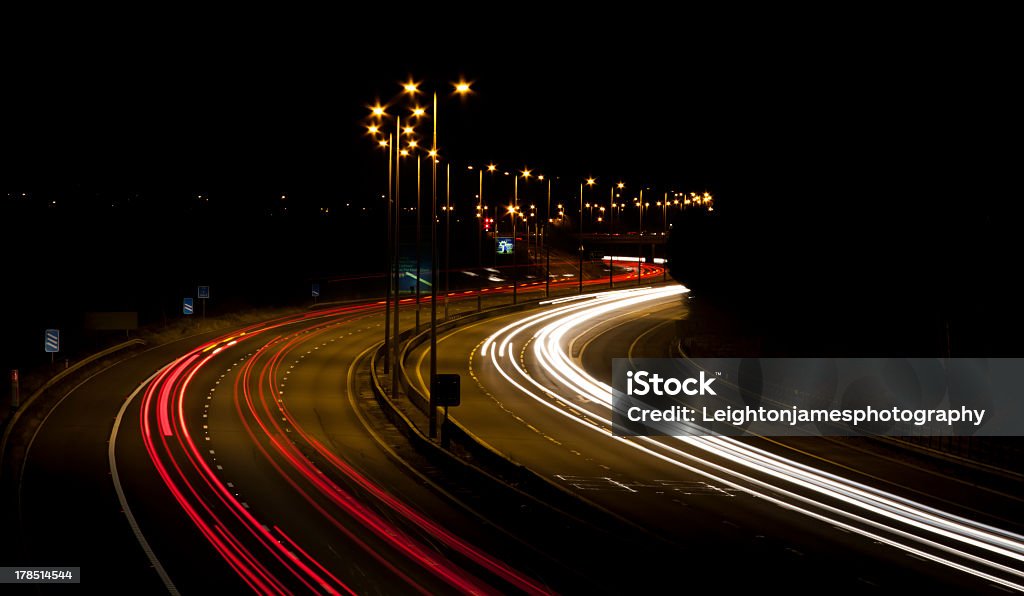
left=198, top=285, right=210, bottom=299
left=432, top=373, right=461, bottom=407
left=183, top=298, right=194, bottom=315
left=311, top=283, right=320, bottom=298
left=44, top=329, right=60, bottom=353
left=497, top=237, right=514, bottom=254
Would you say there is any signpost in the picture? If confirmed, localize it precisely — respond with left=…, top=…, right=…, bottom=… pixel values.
left=197, top=286, right=209, bottom=319
left=44, top=329, right=59, bottom=364
left=497, top=237, right=514, bottom=255
left=431, top=373, right=461, bottom=448
left=11, top=369, right=20, bottom=408
left=311, top=282, right=320, bottom=304
left=183, top=297, right=194, bottom=316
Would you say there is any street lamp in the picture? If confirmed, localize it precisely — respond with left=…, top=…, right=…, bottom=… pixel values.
left=545, top=176, right=552, bottom=298
left=444, top=163, right=452, bottom=321
left=368, top=78, right=473, bottom=439
left=521, top=169, right=532, bottom=271
left=610, top=182, right=624, bottom=289
left=512, top=173, right=519, bottom=304
left=637, top=189, right=645, bottom=286
left=428, top=79, right=472, bottom=439
left=663, top=191, right=669, bottom=282
left=579, top=177, right=595, bottom=293
left=429, top=91, right=440, bottom=438
left=391, top=115, right=405, bottom=401
left=415, top=150, right=422, bottom=331
left=366, top=100, right=395, bottom=373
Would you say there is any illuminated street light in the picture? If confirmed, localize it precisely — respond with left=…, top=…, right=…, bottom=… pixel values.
left=579, top=178, right=595, bottom=294
left=487, top=164, right=497, bottom=172
left=366, top=79, right=474, bottom=440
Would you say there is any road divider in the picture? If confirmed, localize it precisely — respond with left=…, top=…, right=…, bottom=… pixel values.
left=368, top=287, right=676, bottom=548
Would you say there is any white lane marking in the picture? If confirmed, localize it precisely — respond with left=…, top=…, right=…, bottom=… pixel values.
left=110, top=367, right=181, bottom=595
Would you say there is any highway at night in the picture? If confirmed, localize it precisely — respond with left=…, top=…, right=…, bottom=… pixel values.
left=408, top=285, right=1024, bottom=593
left=4, top=38, right=1018, bottom=595
left=9, top=267, right=670, bottom=594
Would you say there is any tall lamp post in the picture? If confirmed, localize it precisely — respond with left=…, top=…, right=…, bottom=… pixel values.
left=415, top=151, right=422, bottom=331
left=391, top=86, right=426, bottom=394
left=384, top=131, right=394, bottom=372
left=391, top=115, right=403, bottom=398
left=364, top=79, right=471, bottom=443
left=662, top=191, right=669, bottom=282
left=428, top=91, right=440, bottom=437
left=428, top=78, right=473, bottom=439
left=545, top=177, right=552, bottom=298
left=638, top=189, right=645, bottom=286
left=611, top=181, right=624, bottom=289
left=579, top=177, right=595, bottom=294
left=519, top=169, right=532, bottom=302
left=474, top=166, right=482, bottom=310
left=444, top=163, right=451, bottom=321
left=365, top=114, right=392, bottom=370
left=478, top=164, right=497, bottom=309
left=512, top=172, right=519, bottom=305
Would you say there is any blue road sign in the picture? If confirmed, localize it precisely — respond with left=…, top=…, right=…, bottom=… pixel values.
left=311, top=283, right=320, bottom=298
left=183, top=297, right=194, bottom=315
left=198, top=285, right=210, bottom=299
left=44, top=329, right=60, bottom=353
left=497, top=237, right=514, bottom=254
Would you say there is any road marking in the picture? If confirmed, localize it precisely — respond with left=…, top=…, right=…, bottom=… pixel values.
left=110, top=368, right=181, bottom=595
left=606, top=478, right=637, bottom=493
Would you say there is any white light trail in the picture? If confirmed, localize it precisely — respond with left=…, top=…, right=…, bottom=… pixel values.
left=479, top=286, right=1024, bottom=592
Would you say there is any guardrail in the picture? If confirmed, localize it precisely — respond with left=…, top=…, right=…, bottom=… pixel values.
left=370, top=291, right=669, bottom=542
left=0, top=339, right=146, bottom=478
left=367, top=334, right=657, bottom=545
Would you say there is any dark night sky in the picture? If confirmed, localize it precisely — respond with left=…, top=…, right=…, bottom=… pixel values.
left=3, top=20, right=1019, bottom=369
left=6, top=24, right=1013, bottom=210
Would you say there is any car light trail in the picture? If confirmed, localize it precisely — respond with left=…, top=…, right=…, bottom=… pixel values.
left=478, top=286, right=1024, bottom=592
left=134, top=297, right=553, bottom=595
left=251, top=323, right=551, bottom=595
left=140, top=304, right=378, bottom=595
left=125, top=265, right=662, bottom=593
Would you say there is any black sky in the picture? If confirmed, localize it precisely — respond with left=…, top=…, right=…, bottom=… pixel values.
left=6, top=23, right=1013, bottom=214
left=3, top=18, right=1019, bottom=367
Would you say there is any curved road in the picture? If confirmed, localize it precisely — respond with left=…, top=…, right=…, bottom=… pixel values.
left=409, top=285, right=1024, bottom=593
left=7, top=263, right=663, bottom=593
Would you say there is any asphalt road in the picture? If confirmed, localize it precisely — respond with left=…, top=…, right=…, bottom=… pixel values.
left=12, top=330, right=246, bottom=593
left=17, top=265, right=1015, bottom=594
left=409, top=285, right=1024, bottom=593
left=4, top=261, right=661, bottom=594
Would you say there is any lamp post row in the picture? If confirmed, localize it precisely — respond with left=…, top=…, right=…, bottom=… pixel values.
left=366, top=78, right=710, bottom=442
